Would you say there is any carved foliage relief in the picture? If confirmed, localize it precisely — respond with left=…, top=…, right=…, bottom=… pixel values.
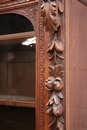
left=41, top=0, right=64, bottom=130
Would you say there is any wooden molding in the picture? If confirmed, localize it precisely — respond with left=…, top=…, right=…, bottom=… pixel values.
left=0, top=0, right=38, bottom=11
left=78, top=0, right=87, bottom=6
left=41, top=0, right=65, bottom=130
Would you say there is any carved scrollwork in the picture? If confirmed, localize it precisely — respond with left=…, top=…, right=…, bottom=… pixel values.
left=41, top=0, right=64, bottom=130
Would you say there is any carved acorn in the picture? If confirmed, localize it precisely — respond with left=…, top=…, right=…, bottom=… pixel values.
left=45, top=76, right=54, bottom=91
left=48, top=34, right=64, bottom=53
left=54, top=77, right=64, bottom=91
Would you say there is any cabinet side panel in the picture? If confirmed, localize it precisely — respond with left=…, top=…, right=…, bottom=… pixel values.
left=68, top=0, right=87, bottom=130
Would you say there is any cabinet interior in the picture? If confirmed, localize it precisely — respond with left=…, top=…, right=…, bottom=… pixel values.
left=0, top=13, right=36, bottom=130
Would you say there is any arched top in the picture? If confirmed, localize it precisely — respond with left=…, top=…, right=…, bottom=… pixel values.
left=0, top=13, right=34, bottom=35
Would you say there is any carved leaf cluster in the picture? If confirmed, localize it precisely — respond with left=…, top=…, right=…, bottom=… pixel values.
left=46, top=65, right=64, bottom=130
left=46, top=65, right=64, bottom=91
left=46, top=91, right=64, bottom=129
left=41, top=0, right=64, bottom=35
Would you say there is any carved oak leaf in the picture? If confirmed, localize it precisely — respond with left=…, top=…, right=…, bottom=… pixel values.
left=49, top=116, right=56, bottom=127
left=58, top=92, right=64, bottom=99
left=57, top=116, right=64, bottom=130
left=46, top=92, right=60, bottom=114
left=46, top=91, right=63, bottom=115
left=41, top=0, right=64, bottom=35
left=41, top=1, right=59, bottom=35
left=49, top=64, right=64, bottom=78
left=46, top=105, right=52, bottom=114
left=52, top=103, right=63, bottom=116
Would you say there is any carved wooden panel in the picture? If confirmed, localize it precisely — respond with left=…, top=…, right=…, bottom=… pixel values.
left=41, top=0, right=64, bottom=130
left=0, top=0, right=38, bottom=8
left=78, top=0, right=87, bottom=6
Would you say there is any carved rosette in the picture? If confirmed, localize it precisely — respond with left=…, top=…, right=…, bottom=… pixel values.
left=41, top=0, right=64, bottom=130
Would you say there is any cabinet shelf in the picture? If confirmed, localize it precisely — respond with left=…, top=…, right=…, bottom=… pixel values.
left=0, top=31, right=35, bottom=45
left=0, top=95, right=35, bottom=108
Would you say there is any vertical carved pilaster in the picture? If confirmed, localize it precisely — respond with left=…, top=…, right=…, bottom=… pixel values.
left=41, top=0, right=64, bottom=130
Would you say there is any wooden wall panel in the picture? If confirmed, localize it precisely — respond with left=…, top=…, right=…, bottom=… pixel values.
left=0, top=63, right=7, bottom=94
left=8, top=62, right=35, bottom=97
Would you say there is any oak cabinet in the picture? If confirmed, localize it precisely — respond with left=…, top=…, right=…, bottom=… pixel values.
left=0, top=0, right=87, bottom=130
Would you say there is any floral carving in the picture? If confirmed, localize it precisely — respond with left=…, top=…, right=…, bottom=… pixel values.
left=41, top=0, right=64, bottom=130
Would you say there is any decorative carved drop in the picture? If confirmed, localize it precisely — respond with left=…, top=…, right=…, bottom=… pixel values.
left=41, top=0, right=64, bottom=130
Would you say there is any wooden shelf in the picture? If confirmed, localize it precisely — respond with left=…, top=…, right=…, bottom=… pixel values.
left=0, top=95, right=35, bottom=108
left=0, top=31, right=35, bottom=45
